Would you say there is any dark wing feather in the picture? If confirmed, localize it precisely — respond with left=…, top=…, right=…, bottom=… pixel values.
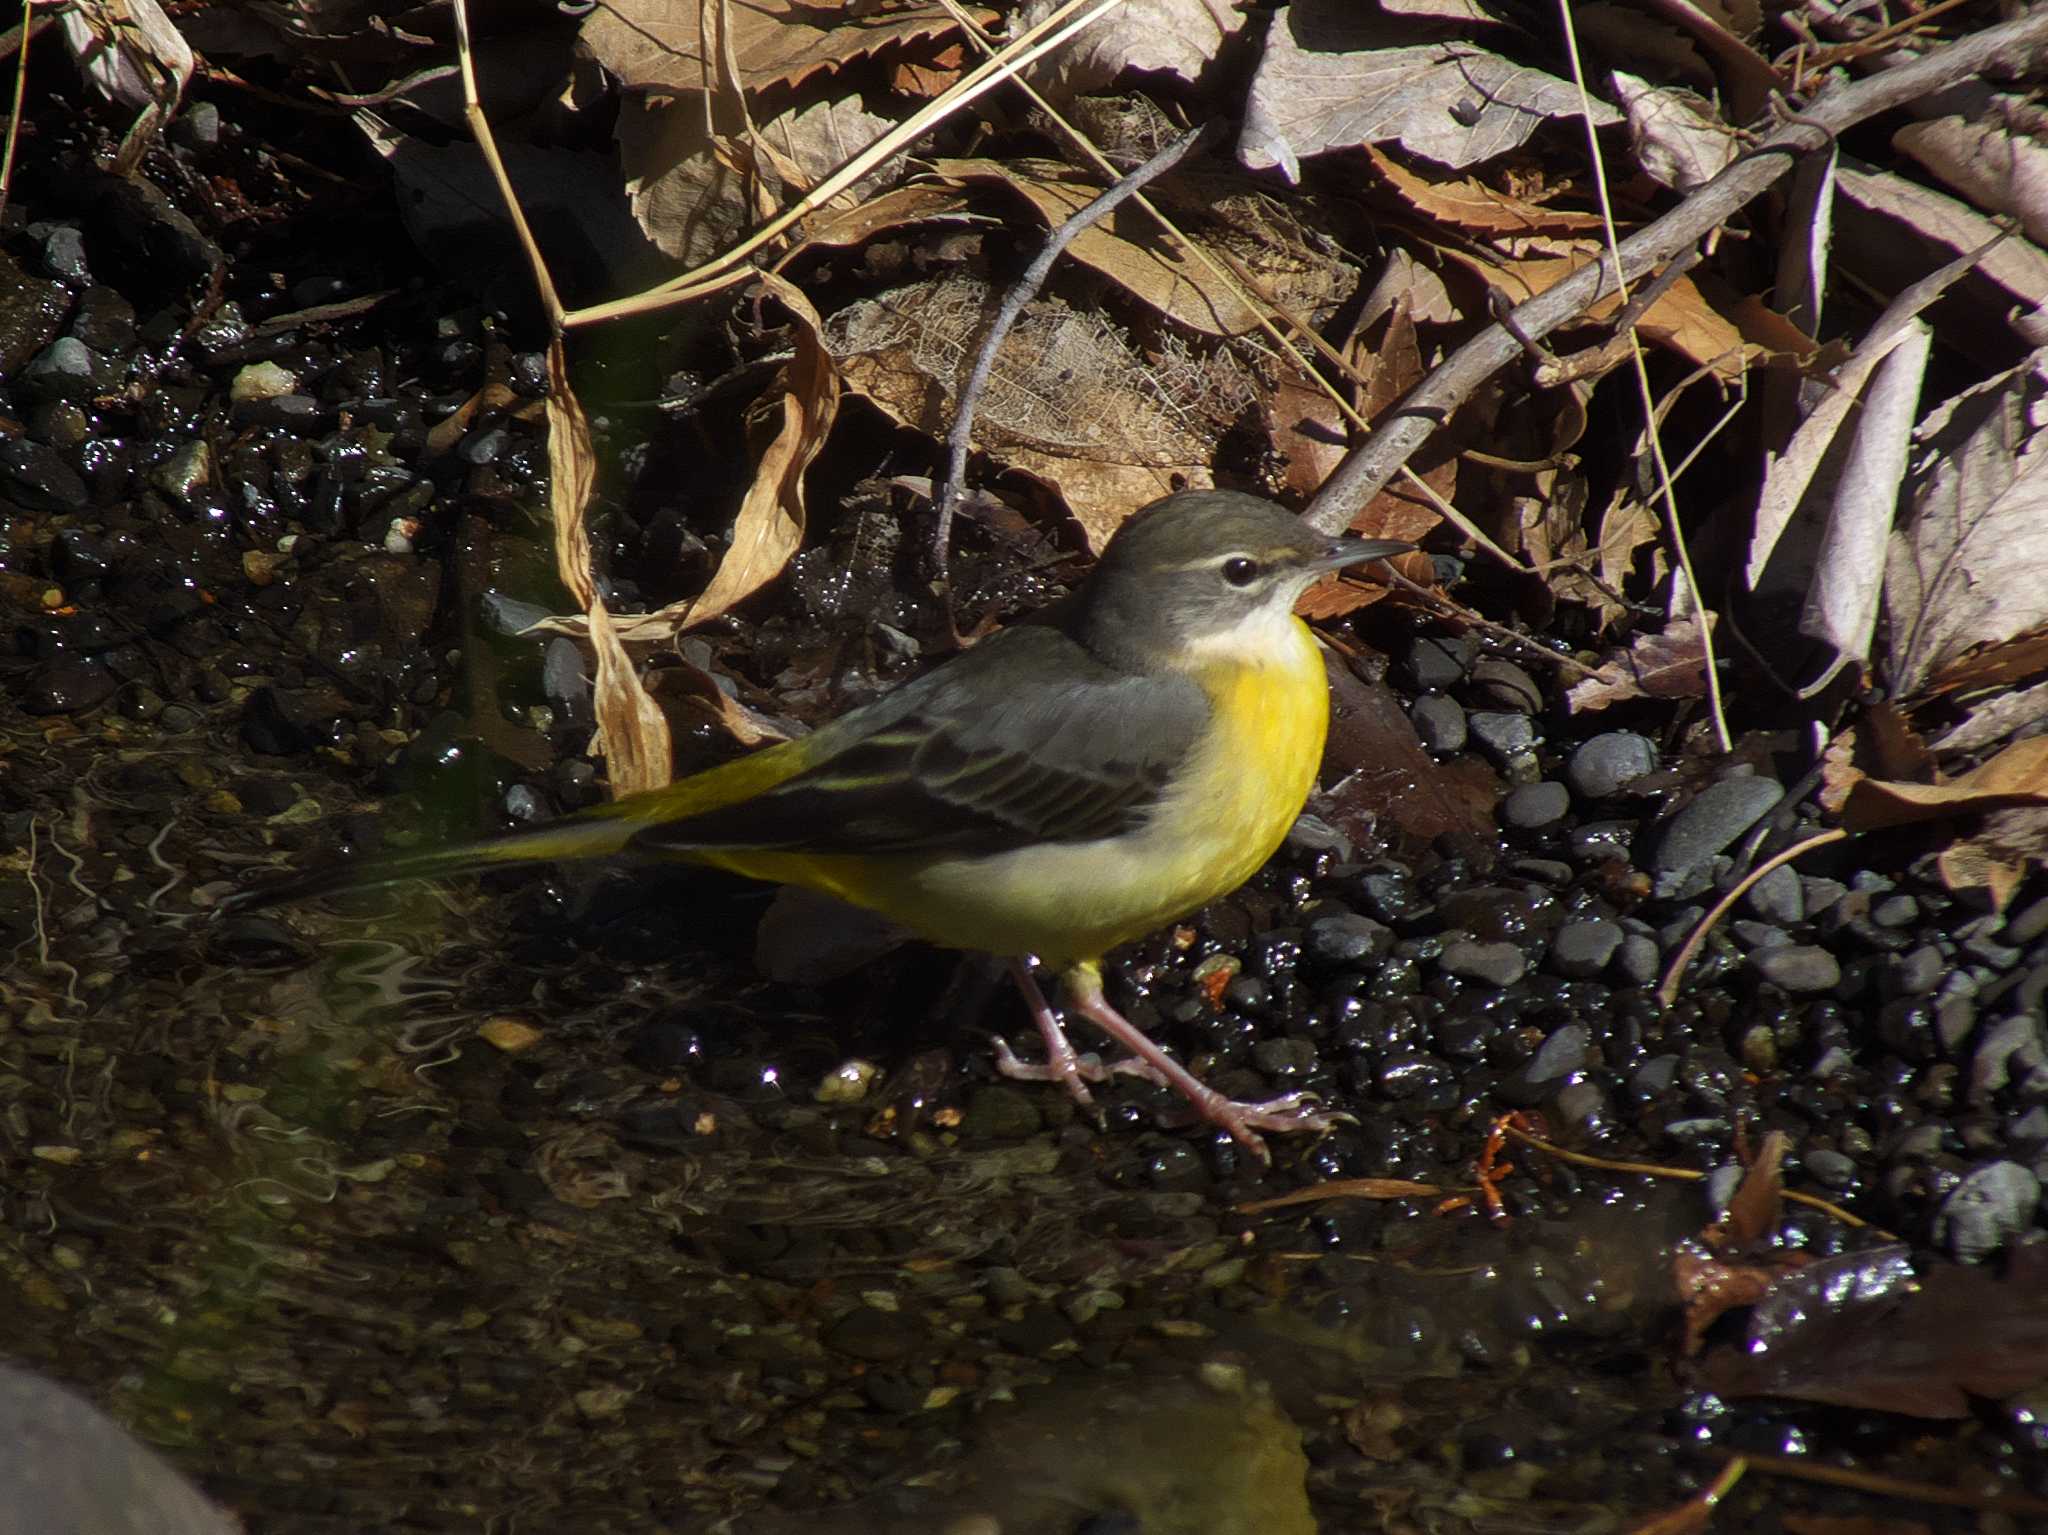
left=627, top=626, right=1208, bottom=858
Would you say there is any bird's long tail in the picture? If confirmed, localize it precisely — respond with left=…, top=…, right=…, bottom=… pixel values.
left=217, top=814, right=641, bottom=915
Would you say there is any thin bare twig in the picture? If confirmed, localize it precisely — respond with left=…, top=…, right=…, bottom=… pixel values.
left=931, top=120, right=1223, bottom=588
left=0, top=0, right=34, bottom=225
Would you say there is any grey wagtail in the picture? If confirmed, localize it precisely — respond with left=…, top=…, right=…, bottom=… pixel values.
left=225, top=491, right=1410, bottom=1159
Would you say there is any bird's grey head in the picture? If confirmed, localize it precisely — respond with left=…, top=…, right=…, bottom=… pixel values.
left=1074, top=491, right=1406, bottom=672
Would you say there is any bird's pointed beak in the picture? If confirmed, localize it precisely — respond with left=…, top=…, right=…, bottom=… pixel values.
left=1306, top=537, right=1413, bottom=574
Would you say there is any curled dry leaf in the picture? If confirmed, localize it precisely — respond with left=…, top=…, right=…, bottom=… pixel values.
left=676, top=272, right=840, bottom=631
left=1611, top=70, right=1737, bottom=192
left=1013, top=0, right=1244, bottom=93
left=544, top=340, right=674, bottom=796
left=1840, top=735, right=2048, bottom=832
left=1566, top=614, right=1714, bottom=712
left=1240, top=0, right=1620, bottom=179
left=1360, top=142, right=1607, bottom=236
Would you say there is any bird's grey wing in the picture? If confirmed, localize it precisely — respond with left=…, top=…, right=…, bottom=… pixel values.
left=627, top=628, right=1208, bottom=858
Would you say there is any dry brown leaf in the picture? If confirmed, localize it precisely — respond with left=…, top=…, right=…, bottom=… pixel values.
left=1566, top=615, right=1713, bottom=712
left=1240, top=0, right=1619, bottom=178
left=777, top=182, right=980, bottom=258
left=1836, top=164, right=2048, bottom=320
left=1841, top=736, right=2048, bottom=832
left=932, top=157, right=1264, bottom=335
left=1013, top=0, right=1243, bottom=93
left=1611, top=70, right=1737, bottom=192
left=759, top=95, right=894, bottom=202
left=1896, top=104, right=2048, bottom=249
left=581, top=0, right=968, bottom=96
left=1360, top=142, right=1608, bottom=235
left=1925, top=625, right=2048, bottom=696
left=1888, top=351, right=2048, bottom=698
left=1439, top=247, right=1787, bottom=379
left=616, top=99, right=752, bottom=266
left=1597, top=491, right=1661, bottom=607
left=679, top=273, right=840, bottom=629
left=1710, top=1129, right=1786, bottom=1250
left=826, top=274, right=1230, bottom=548
left=1673, top=1249, right=1778, bottom=1357
left=544, top=340, right=674, bottom=796
left=1935, top=830, right=2030, bottom=911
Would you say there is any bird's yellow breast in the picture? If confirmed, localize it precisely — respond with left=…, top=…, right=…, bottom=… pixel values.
left=778, top=611, right=1332, bottom=965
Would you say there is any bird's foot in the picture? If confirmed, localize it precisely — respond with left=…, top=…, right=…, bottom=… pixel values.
left=1173, top=1086, right=1346, bottom=1152
left=990, top=1037, right=1175, bottom=1102
left=990, top=1033, right=1099, bottom=1106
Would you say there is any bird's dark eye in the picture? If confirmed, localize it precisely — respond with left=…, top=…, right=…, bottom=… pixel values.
left=1222, top=557, right=1260, bottom=587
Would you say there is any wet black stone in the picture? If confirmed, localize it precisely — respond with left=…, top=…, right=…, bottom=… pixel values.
left=1467, top=657, right=1542, bottom=712
left=1613, top=933, right=1662, bottom=990
left=1752, top=946, right=1840, bottom=995
left=1377, top=1052, right=1455, bottom=1104
left=1410, top=692, right=1467, bottom=753
left=49, top=528, right=113, bottom=585
left=1885, top=945, right=1944, bottom=998
left=1467, top=711, right=1539, bottom=770
left=1569, top=821, right=1634, bottom=865
left=0, top=437, right=89, bottom=511
left=626, top=1019, right=704, bottom=1073
left=1354, top=868, right=1425, bottom=925
left=40, top=224, right=90, bottom=283
left=1250, top=1037, right=1316, bottom=1078
left=0, top=248, right=71, bottom=375
left=1650, top=776, right=1783, bottom=879
left=1439, top=938, right=1527, bottom=988
left=68, top=286, right=136, bottom=352
left=1304, top=912, right=1392, bottom=966
left=1802, top=1148, right=1856, bottom=1188
left=1565, top=732, right=1656, bottom=799
left=1970, top=1015, right=2048, bottom=1103
left=1550, top=918, right=1622, bottom=979
left=1743, top=865, right=1804, bottom=924
left=1501, top=781, right=1569, bottom=830
left=21, top=657, right=117, bottom=715
left=19, top=336, right=101, bottom=404
left=995, top=1306, right=1074, bottom=1357
left=1402, top=634, right=1471, bottom=691
left=1935, top=1161, right=2041, bottom=1262
left=241, top=683, right=354, bottom=755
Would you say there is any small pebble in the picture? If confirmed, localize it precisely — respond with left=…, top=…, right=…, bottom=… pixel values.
left=1549, top=918, right=1622, bottom=979
left=1650, top=776, right=1784, bottom=880
left=1501, top=780, right=1569, bottom=830
left=1402, top=635, right=1470, bottom=691
left=1565, top=732, right=1656, bottom=799
left=1934, top=1161, right=2041, bottom=1262
left=1752, top=945, right=1841, bottom=995
left=1440, top=938, right=1528, bottom=988
left=1410, top=693, right=1467, bottom=753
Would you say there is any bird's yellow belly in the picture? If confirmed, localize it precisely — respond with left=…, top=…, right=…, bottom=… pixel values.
left=760, top=627, right=1332, bottom=964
